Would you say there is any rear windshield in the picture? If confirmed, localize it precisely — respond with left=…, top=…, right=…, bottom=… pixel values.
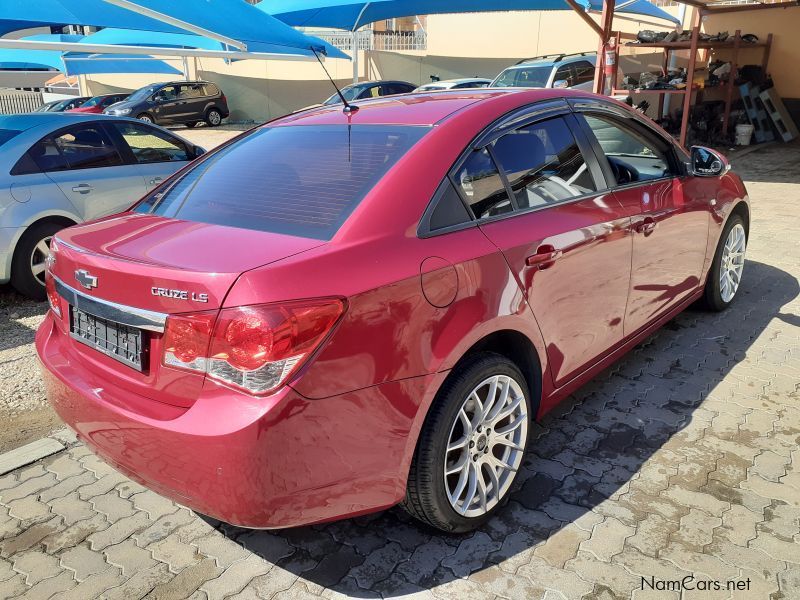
left=135, top=124, right=429, bottom=240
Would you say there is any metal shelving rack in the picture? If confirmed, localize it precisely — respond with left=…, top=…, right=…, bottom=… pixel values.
left=613, top=27, right=773, bottom=147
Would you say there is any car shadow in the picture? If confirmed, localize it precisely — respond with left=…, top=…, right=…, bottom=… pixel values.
left=0, top=285, right=47, bottom=353
left=165, top=259, right=800, bottom=594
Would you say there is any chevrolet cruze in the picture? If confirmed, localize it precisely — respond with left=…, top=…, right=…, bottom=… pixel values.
left=37, top=89, right=749, bottom=532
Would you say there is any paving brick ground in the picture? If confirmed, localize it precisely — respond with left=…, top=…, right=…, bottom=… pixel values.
left=0, top=140, right=798, bottom=599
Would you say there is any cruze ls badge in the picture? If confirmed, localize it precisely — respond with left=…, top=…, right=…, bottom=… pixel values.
left=151, top=287, right=209, bottom=303
left=74, top=269, right=98, bottom=290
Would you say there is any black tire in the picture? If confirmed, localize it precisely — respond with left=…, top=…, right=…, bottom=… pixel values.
left=403, top=352, right=532, bottom=533
left=205, top=108, right=222, bottom=127
left=702, top=214, right=746, bottom=312
left=137, top=113, right=155, bottom=124
left=11, top=221, right=64, bottom=301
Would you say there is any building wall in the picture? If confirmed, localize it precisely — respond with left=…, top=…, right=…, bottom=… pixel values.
left=81, top=8, right=691, bottom=122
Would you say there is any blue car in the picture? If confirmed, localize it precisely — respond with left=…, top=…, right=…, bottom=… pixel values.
left=0, top=113, right=204, bottom=299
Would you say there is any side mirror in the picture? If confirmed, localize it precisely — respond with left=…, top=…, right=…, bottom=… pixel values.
left=690, top=146, right=729, bottom=177
left=552, top=79, right=570, bottom=89
left=193, top=145, right=206, bottom=158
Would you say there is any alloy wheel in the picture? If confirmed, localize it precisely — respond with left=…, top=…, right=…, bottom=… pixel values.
left=719, top=223, right=746, bottom=303
left=444, top=374, right=528, bottom=517
left=30, top=235, right=52, bottom=286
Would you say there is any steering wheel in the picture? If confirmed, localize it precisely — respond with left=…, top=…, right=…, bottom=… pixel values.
left=607, top=157, right=639, bottom=185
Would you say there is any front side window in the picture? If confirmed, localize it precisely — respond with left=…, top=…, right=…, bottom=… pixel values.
left=135, top=124, right=429, bottom=240
left=553, top=65, right=573, bottom=87
left=156, top=85, right=179, bottom=102
left=492, top=117, right=597, bottom=208
left=581, top=114, right=673, bottom=184
left=454, top=148, right=512, bottom=219
left=112, top=122, right=190, bottom=163
left=493, top=66, right=552, bottom=88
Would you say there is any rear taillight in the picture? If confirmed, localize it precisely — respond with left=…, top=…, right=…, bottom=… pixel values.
left=45, top=239, right=60, bottom=317
left=45, top=273, right=60, bottom=317
left=162, top=299, right=345, bottom=395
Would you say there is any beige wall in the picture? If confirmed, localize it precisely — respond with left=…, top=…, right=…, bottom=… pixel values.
left=702, top=7, right=800, bottom=99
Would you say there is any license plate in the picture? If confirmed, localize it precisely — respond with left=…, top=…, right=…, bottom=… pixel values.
left=69, top=305, right=146, bottom=371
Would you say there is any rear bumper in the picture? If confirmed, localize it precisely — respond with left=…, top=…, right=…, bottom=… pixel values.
left=36, top=313, right=443, bottom=528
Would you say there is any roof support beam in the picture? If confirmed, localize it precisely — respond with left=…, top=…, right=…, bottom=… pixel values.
left=701, top=0, right=799, bottom=14
left=0, top=39, right=315, bottom=61
left=100, top=0, right=247, bottom=51
left=563, top=0, right=603, bottom=36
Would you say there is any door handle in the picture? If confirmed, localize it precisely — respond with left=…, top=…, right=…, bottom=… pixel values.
left=149, top=177, right=164, bottom=186
left=634, top=217, right=657, bottom=236
left=525, top=245, right=562, bottom=270
left=71, top=184, right=94, bottom=194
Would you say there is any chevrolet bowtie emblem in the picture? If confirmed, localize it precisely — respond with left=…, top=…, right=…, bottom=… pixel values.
left=74, top=269, right=98, bottom=290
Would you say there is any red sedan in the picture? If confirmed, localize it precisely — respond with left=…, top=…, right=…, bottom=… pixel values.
left=37, top=89, right=749, bottom=532
left=67, top=93, right=129, bottom=114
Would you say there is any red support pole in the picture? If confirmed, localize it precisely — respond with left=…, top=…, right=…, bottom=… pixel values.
left=593, top=0, right=615, bottom=95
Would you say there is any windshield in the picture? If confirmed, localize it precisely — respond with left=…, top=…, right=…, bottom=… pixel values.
left=126, top=85, right=158, bottom=103
left=135, top=124, right=430, bottom=240
left=324, top=84, right=366, bottom=105
left=493, top=66, right=552, bottom=88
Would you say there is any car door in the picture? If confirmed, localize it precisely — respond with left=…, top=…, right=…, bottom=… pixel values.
left=574, top=108, right=710, bottom=335
left=151, top=84, right=181, bottom=124
left=178, top=83, right=206, bottom=121
left=462, top=107, right=634, bottom=387
left=107, top=120, right=194, bottom=192
left=39, top=123, right=148, bottom=221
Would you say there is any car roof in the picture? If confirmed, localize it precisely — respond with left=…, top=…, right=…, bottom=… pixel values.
left=275, top=88, right=590, bottom=127
left=510, top=53, right=596, bottom=69
left=349, top=80, right=413, bottom=87
left=0, top=112, right=128, bottom=131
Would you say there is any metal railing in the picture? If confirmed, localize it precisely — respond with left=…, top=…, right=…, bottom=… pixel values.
left=312, top=29, right=427, bottom=52
left=0, top=89, right=43, bottom=114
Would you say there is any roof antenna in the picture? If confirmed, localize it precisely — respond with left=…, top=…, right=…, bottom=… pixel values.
left=312, top=47, right=359, bottom=114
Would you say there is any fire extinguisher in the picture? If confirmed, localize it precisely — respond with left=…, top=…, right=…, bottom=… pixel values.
left=602, top=38, right=617, bottom=94
left=604, top=38, right=617, bottom=77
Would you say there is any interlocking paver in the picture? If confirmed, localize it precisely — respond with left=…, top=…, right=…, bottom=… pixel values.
left=199, top=554, right=271, bottom=598
left=12, top=550, right=62, bottom=585
left=59, top=543, right=111, bottom=581
left=104, top=539, right=157, bottom=576
left=0, top=141, right=798, bottom=599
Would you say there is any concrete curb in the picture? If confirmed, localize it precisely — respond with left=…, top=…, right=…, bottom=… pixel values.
left=0, top=427, right=78, bottom=475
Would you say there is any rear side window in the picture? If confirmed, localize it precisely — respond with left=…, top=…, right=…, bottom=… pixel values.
left=135, top=124, right=429, bottom=240
left=492, top=117, right=597, bottom=208
left=454, top=148, right=512, bottom=219
left=53, top=126, right=123, bottom=170
left=573, top=61, right=595, bottom=85
left=202, top=83, right=220, bottom=96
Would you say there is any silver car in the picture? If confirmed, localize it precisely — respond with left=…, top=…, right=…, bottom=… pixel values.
left=0, top=113, right=204, bottom=299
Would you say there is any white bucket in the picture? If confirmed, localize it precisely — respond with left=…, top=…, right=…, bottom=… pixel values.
left=735, top=124, right=755, bottom=146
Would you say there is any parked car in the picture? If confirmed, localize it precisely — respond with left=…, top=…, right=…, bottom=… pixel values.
left=492, top=52, right=597, bottom=91
left=0, top=113, right=204, bottom=299
left=37, top=89, right=749, bottom=533
left=47, top=97, right=91, bottom=112
left=34, top=100, right=62, bottom=113
left=413, top=78, right=492, bottom=92
left=67, top=93, right=130, bottom=114
left=322, top=80, right=416, bottom=105
left=104, top=81, right=229, bottom=127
